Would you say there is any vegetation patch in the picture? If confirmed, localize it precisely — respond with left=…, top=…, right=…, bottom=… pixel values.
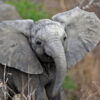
left=6, top=0, right=49, bottom=21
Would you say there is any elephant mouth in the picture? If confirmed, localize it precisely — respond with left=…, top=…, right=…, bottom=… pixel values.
left=38, top=53, right=54, bottom=63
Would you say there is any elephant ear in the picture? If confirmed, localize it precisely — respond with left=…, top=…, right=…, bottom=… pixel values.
left=0, top=20, right=43, bottom=74
left=1, top=19, right=34, bottom=37
left=52, top=7, right=100, bottom=68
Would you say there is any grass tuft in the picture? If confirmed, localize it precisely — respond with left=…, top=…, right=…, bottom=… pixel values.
left=63, top=73, right=76, bottom=90
left=6, top=0, right=50, bottom=21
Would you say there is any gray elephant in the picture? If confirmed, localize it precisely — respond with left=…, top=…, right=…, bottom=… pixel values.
left=0, top=7, right=100, bottom=100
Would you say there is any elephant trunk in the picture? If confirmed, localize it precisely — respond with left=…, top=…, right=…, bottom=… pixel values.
left=45, top=40, right=67, bottom=98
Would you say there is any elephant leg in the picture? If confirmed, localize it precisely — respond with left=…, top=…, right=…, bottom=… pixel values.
left=7, top=74, right=45, bottom=100
left=35, top=86, right=45, bottom=100
left=22, top=75, right=45, bottom=100
left=11, top=86, right=45, bottom=100
left=0, top=66, right=46, bottom=100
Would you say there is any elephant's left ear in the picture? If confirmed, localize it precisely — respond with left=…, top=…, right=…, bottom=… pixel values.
left=52, top=7, right=100, bottom=68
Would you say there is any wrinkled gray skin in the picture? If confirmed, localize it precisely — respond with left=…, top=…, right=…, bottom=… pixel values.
left=0, top=7, right=100, bottom=100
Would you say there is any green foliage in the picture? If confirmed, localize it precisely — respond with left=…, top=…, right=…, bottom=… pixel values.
left=67, top=93, right=73, bottom=100
left=6, top=0, right=49, bottom=21
left=63, top=73, right=76, bottom=100
left=63, top=73, right=76, bottom=90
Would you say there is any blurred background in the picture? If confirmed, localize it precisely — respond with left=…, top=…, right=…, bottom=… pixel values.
left=0, top=0, right=100, bottom=100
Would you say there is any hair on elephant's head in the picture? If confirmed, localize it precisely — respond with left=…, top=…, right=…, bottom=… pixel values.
left=0, top=7, right=100, bottom=98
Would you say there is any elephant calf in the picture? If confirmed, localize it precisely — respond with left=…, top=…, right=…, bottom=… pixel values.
left=0, top=7, right=100, bottom=100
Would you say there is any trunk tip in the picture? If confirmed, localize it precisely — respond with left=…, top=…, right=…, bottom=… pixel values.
left=52, top=87, right=60, bottom=98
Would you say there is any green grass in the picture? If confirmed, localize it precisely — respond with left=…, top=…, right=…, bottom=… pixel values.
left=63, top=73, right=76, bottom=90
left=6, top=0, right=50, bottom=21
left=63, top=72, right=76, bottom=100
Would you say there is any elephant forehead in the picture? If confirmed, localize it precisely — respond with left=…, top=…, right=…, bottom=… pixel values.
left=38, top=24, right=65, bottom=38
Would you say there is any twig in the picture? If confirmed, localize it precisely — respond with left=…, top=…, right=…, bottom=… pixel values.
left=82, top=0, right=95, bottom=9
left=59, top=0, right=66, bottom=11
left=3, top=64, right=7, bottom=100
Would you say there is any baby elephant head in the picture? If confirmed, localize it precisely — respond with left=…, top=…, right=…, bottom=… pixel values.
left=29, top=19, right=67, bottom=97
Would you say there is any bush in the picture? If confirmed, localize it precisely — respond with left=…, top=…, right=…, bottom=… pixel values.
left=6, top=0, right=49, bottom=21
left=63, top=73, right=76, bottom=90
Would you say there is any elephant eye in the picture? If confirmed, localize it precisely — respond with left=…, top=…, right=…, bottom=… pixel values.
left=36, top=40, right=42, bottom=45
left=63, top=36, right=66, bottom=41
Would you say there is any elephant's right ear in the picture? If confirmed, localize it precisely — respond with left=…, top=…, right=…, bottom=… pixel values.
left=0, top=20, right=43, bottom=74
left=1, top=19, right=34, bottom=37
left=52, top=7, right=100, bottom=68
